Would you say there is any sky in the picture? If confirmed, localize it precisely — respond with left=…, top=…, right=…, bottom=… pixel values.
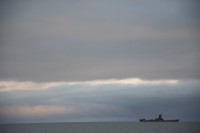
left=0, top=0, right=200, bottom=123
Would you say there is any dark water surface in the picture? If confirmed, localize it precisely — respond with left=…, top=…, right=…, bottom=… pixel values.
left=0, top=122, right=200, bottom=133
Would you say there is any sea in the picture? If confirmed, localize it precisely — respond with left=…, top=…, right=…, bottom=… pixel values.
left=0, top=122, right=200, bottom=133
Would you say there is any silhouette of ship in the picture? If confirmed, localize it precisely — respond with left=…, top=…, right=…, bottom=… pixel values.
left=139, top=114, right=179, bottom=122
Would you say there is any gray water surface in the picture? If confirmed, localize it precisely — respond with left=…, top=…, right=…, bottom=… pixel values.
left=0, top=122, right=200, bottom=133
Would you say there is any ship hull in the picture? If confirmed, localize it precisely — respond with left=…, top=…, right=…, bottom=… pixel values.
left=139, top=119, right=179, bottom=122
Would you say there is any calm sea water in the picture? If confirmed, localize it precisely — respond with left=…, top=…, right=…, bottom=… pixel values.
left=0, top=122, right=200, bottom=133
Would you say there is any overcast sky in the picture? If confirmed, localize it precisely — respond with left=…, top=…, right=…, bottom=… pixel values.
left=0, top=0, right=200, bottom=123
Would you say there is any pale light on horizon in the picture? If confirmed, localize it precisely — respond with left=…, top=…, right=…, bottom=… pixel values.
left=0, top=78, right=178, bottom=92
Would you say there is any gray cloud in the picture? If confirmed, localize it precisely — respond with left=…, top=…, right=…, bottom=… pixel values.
left=0, top=80, right=199, bottom=123
left=0, top=0, right=200, bottom=82
left=1, top=39, right=199, bottom=82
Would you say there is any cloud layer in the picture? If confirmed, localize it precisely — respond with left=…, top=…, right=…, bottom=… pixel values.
left=0, top=78, right=199, bottom=123
left=0, top=0, right=199, bottom=124
left=0, top=0, right=199, bottom=82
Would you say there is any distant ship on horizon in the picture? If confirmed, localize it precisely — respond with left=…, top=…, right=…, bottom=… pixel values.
left=139, top=114, right=180, bottom=122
